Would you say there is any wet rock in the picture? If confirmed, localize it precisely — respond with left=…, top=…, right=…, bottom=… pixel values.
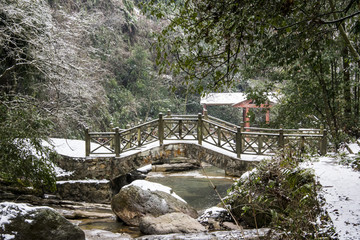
left=111, top=180, right=197, bottom=226
left=139, top=212, right=206, bottom=235
left=110, top=170, right=147, bottom=195
left=0, top=202, right=85, bottom=240
left=57, top=209, right=114, bottom=219
left=83, top=229, right=132, bottom=240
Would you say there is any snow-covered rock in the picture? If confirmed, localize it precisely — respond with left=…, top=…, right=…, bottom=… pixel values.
left=0, top=202, right=85, bottom=240
left=197, top=207, right=233, bottom=231
left=111, top=180, right=198, bottom=226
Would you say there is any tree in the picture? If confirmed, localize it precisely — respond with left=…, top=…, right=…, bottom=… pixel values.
left=0, top=94, right=56, bottom=192
left=143, top=0, right=360, bottom=143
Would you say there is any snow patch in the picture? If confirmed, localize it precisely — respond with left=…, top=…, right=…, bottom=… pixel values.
left=0, top=202, right=51, bottom=231
left=54, top=166, right=74, bottom=177
left=56, top=179, right=109, bottom=184
left=203, top=207, right=227, bottom=218
left=124, top=180, right=186, bottom=203
left=2, top=234, right=16, bottom=240
left=137, top=164, right=152, bottom=173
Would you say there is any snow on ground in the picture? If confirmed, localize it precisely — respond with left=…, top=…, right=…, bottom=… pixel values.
left=56, top=179, right=109, bottom=184
left=124, top=180, right=186, bottom=203
left=44, top=138, right=111, bottom=158
left=304, top=156, right=360, bottom=240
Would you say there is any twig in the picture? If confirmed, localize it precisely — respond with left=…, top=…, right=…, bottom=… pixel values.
left=200, top=164, right=247, bottom=239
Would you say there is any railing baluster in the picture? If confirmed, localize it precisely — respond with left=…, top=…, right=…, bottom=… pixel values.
left=217, top=126, right=221, bottom=147
left=179, top=119, right=183, bottom=139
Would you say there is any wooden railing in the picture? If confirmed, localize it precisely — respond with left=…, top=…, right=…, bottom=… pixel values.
left=85, top=112, right=327, bottom=158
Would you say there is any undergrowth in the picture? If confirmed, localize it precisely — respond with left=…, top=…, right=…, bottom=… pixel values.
left=224, top=147, right=337, bottom=239
left=336, top=151, right=360, bottom=171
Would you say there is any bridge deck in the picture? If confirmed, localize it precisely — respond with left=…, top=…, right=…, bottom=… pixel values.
left=48, top=138, right=270, bottom=162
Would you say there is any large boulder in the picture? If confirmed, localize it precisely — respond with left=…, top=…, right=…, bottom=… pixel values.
left=111, top=180, right=198, bottom=226
left=0, top=202, right=85, bottom=240
left=139, top=212, right=206, bottom=235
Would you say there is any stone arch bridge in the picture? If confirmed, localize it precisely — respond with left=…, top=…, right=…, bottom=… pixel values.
left=54, top=112, right=327, bottom=203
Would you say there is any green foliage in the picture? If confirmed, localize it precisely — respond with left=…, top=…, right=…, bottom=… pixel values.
left=224, top=148, right=334, bottom=239
left=143, top=0, right=360, bottom=145
left=206, top=105, right=242, bottom=125
left=106, top=46, right=181, bottom=127
left=0, top=94, right=57, bottom=192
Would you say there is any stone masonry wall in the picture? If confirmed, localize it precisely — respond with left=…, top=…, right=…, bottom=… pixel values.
left=54, top=143, right=258, bottom=203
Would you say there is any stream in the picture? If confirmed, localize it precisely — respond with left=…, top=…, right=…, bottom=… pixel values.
left=74, top=163, right=236, bottom=238
left=146, top=163, right=236, bottom=211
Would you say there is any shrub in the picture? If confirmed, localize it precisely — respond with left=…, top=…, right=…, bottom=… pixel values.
left=224, top=147, right=335, bottom=239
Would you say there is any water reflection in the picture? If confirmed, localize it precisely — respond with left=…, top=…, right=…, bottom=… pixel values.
left=146, top=164, right=236, bottom=211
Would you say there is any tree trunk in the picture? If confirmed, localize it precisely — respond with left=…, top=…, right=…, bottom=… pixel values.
left=342, top=47, right=352, bottom=133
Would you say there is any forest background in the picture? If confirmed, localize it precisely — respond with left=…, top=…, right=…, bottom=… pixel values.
left=2, top=0, right=360, bottom=189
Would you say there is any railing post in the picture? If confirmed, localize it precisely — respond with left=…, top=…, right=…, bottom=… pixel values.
left=321, top=129, right=327, bottom=155
left=179, top=119, right=183, bottom=139
left=217, top=126, right=221, bottom=147
left=138, top=126, right=141, bottom=147
left=110, top=122, right=114, bottom=149
left=114, top=127, right=120, bottom=157
left=241, top=123, right=245, bottom=150
left=203, top=109, right=209, bottom=137
left=236, top=126, right=242, bottom=158
left=279, top=125, right=284, bottom=148
left=126, top=124, right=131, bottom=149
left=258, top=135, right=263, bottom=154
left=197, top=113, right=203, bottom=145
left=159, top=113, right=164, bottom=146
left=85, top=128, right=90, bottom=157
left=300, top=136, right=305, bottom=153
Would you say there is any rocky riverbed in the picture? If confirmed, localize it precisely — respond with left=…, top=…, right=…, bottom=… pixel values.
left=1, top=160, right=271, bottom=240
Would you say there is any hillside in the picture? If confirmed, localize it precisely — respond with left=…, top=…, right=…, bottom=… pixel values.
left=1, top=0, right=191, bottom=138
